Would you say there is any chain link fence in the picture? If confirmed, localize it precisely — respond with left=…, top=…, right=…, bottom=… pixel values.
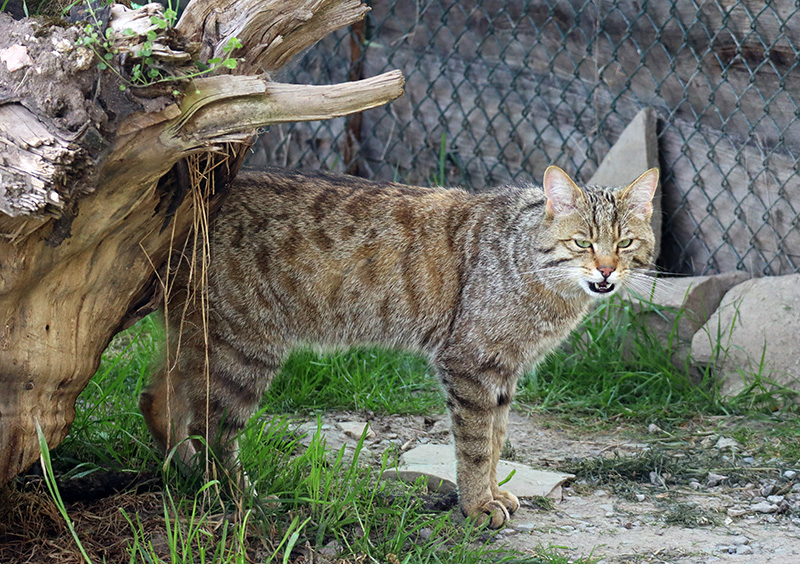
left=248, top=0, right=800, bottom=276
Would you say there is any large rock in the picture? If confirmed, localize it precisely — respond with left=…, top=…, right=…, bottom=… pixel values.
left=691, top=274, right=800, bottom=396
left=588, top=107, right=662, bottom=260
left=621, top=271, right=750, bottom=375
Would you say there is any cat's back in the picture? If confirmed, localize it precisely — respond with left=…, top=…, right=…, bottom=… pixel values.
left=209, top=168, right=474, bottom=350
left=219, top=167, right=467, bottom=233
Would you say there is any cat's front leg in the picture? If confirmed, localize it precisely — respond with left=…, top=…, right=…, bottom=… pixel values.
left=489, top=402, right=520, bottom=514
left=442, top=371, right=515, bottom=528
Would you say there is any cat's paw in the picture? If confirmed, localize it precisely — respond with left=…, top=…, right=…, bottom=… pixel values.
left=464, top=499, right=511, bottom=529
left=493, top=489, right=520, bottom=515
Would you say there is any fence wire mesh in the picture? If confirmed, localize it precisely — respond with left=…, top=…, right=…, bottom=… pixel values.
left=249, top=0, right=800, bottom=276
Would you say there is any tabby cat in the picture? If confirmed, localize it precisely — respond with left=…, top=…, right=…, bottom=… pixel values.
left=140, top=165, right=658, bottom=528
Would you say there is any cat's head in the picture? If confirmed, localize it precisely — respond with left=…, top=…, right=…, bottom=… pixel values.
left=538, top=165, right=659, bottom=299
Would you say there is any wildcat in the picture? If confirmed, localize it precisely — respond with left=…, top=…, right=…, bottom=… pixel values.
left=140, top=165, right=658, bottom=528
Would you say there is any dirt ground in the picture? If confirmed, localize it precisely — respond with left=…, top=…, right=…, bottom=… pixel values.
left=3, top=410, right=798, bottom=563
left=317, top=410, right=800, bottom=563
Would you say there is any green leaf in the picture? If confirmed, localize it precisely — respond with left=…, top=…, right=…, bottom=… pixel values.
left=146, top=30, right=157, bottom=41
left=103, top=52, right=113, bottom=61
left=223, top=37, right=243, bottom=54
left=150, top=16, right=168, bottom=29
left=97, top=61, right=107, bottom=70
left=208, top=57, right=222, bottom=65
left=223, top=59, right=238, bottom=69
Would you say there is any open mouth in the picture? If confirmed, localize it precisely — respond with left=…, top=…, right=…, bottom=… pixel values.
left=588, top=281, right=616, bottom=294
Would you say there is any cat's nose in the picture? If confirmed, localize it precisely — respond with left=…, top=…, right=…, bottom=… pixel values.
left=598, top=266, right=615, bottom=279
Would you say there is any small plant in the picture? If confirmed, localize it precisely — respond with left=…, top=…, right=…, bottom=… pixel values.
left=663, top=501, right=716, bottom=528
left=36, top=422, right=95, bottom=564
left=431, top=131, right=449, bottom=186
left=73, top=0, right=240, bottom=92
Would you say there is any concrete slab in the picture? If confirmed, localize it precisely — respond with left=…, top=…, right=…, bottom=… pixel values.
left=399, top=443, right=574, bottom=499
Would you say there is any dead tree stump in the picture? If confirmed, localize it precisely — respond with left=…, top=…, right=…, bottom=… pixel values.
left=0, top=0, right=404, bottom=484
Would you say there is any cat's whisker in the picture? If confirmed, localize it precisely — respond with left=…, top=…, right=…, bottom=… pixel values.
left=629, top=271, right=679, bottom=292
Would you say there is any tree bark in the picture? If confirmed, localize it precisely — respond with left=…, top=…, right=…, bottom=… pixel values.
left=0, top=0, right=404, bottom=484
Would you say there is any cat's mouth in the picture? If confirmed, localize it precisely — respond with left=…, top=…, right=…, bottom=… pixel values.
left=588, top=281, right=615, bottom=294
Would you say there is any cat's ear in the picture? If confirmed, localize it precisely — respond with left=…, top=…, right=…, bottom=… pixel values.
left=543, top=166, right=584, bottom=218
left=621, top=168, right=659, bottom=219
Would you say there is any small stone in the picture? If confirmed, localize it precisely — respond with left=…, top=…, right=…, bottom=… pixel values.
left=648, top=423, right=664, bottom=434
left=594, top=489, right=609, bottom=497
left=700, top=435, right=717, bottom=448
left=730, top=536, right=750, bottom=545
left=338, top=421, right=376, bottom=440
left=318, top=541, right=341, bottom=558
left=707, top=472, right=728, bottom=487
left=430, top=419, right=450, bottom=434
left=727, top=507, right=749, bottom=517
left=515, top=522, right=536, bottom=531
left=636, top=494, right=646, bottom=502
left=767, top=495, right=785, bottom=504
left=783, top=470, right=797, bottom=480
left=742, top=457, right=755, bottom=465
left=714, top=436, right=741, bottom=450
left=689, top=480, right=701, bottom=490
left=793, top=483, right=800, bottom=492
left=736, top=545, right=754, bottom=555
left=751, top=501, right=778, bottom=514
left=418, top=527, right=433, bottom=540
left=0, top=44, right=32, bottom=72
left=761, top=484, right=775, bottom=497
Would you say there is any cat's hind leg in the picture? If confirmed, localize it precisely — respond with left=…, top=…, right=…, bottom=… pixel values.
left=139, top=366, right=198, bottom=466
left=182, top=340, right=281, bottom=472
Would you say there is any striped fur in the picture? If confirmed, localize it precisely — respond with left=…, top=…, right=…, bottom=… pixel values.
left=140, top=165, right=658, bottom=528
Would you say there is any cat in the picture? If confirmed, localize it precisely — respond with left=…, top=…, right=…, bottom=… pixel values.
left=139, top=165, right=658, bottom=528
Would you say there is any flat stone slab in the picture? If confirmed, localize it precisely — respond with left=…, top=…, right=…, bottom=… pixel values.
left=399, top=443, right=574, bottom=499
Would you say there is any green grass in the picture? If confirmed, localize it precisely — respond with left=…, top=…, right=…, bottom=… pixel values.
left=10, top=288, right=799, bottom=563
left=518, top=295, right=742, bottom=424
left=264, top=347, right=443, bottom=415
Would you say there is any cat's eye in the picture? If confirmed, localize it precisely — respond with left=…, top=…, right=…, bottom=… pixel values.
left=574, top=239, right=593, bottom=249
left=617, top=238, right=633, bottom=249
